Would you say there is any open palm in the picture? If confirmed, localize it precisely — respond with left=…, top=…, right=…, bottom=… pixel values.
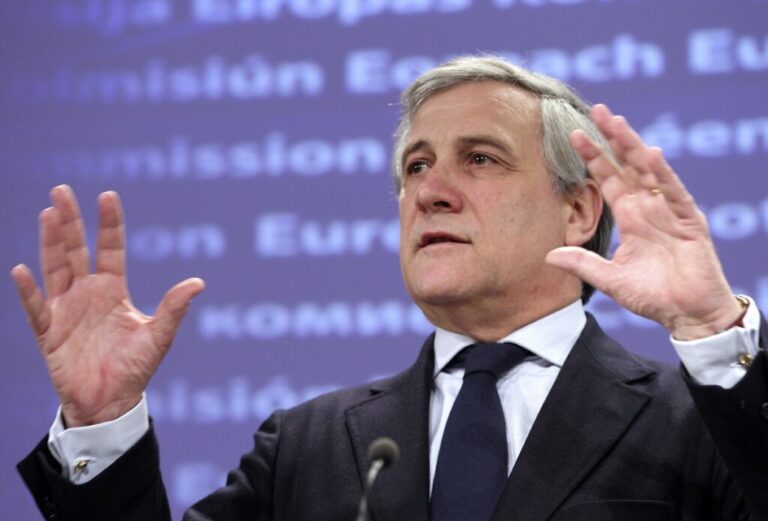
left=547, top=105, right=741, bottom=340
left=12, top=186, right=204, bottom=426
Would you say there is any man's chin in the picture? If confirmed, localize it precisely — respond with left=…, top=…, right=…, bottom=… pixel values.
left=406, top=282, right=476, bottom=308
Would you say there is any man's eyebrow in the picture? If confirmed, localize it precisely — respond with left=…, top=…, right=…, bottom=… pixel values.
left=400, top=135, right=518, bottom=166
left=401, top=139, right=429, bottom=163
left=456, top=135, right=516, bottom=157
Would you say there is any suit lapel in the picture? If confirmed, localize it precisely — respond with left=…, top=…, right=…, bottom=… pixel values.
left=345, top=335, right=435, bottom=521
left=493, top=315, right=656, bottom=521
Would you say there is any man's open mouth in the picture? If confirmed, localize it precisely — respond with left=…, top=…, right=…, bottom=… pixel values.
left=419, top=232, right=469, bottom=248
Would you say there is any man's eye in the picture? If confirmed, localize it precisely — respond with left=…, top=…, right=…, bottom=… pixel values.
left=406, top=161, right=428, bottom=175
left=470, top=153, right=492, bottom=165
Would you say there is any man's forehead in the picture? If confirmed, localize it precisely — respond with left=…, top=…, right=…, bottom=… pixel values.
left=413, top=81, right=540, bottom=119
left=406, top=82, right=540, bottom=140
left=402, top=82, right=540, bottom=158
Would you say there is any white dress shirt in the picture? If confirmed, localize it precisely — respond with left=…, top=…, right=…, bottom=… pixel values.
left=429, top=299, right=584, bottom=491
left=49, top=297, right=762, bottom=485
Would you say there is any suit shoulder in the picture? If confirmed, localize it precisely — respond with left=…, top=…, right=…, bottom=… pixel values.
left=270, top=368, right=407, bottom=427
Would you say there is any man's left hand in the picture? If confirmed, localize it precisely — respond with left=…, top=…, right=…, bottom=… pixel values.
left=546, top=104, right=744, bottom=341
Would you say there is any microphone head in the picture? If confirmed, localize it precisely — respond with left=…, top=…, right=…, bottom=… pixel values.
left=368, top=437, right=400, bottom=468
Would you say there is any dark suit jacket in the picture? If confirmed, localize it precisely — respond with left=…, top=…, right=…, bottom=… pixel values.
left=18, top=315, right=768, bottom=520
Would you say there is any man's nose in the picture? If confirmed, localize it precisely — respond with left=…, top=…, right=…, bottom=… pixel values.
left=415, top=165, right=463, bottom=213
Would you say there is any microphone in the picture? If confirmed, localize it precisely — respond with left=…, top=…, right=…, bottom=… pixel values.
left=355, top=437, right=400, bottom=521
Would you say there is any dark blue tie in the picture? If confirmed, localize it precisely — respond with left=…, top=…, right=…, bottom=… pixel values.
left=430, top=342, right=530, bottom=521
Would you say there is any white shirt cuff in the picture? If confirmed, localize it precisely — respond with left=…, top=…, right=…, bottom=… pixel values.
left=47, top=395, right=150, bottom=484
left=673, top=296, right=762, bottom=389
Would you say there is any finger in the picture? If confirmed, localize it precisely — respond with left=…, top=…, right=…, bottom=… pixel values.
left=50, top=185, right=90, bottom=279
left=40, top=207, right=73, bottom=298
left=95, top=191, right=127, bottom=276
left=591, top=105, right=645, bottom=161
left=590, top=105, right=655, bottom=192
left=570, top=130, right=627, bottom=204
left=545, top=246, right=613, bottom=295
left=11, top=264, right=52, bottom=338
left=644, top=146, right=699, bottom=219
left=592, top=107, right=699, bottom=219
left=590, top=105, right=629, bottom=164
left=595, top=106, right=686, bottom=194
left=149, top=278, right=206, bottom=352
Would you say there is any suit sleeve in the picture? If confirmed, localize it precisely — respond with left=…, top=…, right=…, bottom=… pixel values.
left=183, top=412, right=281, bottom=521
left=685, top=316, right=768, bottom=518
left=18, top=413, right=283, bottom=521
left=17, top=426, right=172, bottom=521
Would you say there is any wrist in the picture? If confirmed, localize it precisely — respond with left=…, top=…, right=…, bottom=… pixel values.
left=670, top=295, right=749, bottom=341
left=61, top=396, right=143, bottom=428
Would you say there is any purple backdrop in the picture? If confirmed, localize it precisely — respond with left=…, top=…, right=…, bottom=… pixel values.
left=1, top=0, right=766, bottom=517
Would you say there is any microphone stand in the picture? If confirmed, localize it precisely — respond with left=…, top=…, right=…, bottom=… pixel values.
left=355, top=458, right=386, bottom=521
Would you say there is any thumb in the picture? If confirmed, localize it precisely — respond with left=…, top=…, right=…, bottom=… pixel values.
left=150, top=277, right=205, bottom=351
left=546, top=246, right=611, bottom=293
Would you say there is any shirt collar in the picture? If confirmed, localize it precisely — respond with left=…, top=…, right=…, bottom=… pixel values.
left=432, top=300, right=587, bottom=377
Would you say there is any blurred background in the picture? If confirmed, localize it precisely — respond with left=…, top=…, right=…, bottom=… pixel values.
left=1, top=0, right=766, bottom=517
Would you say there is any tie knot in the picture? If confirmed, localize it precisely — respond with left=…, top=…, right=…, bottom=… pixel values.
left=459, top=342, right=529, bottom=380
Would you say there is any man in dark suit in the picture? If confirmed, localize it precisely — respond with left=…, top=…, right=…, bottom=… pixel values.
left=14, top=56, right=768, bottom=520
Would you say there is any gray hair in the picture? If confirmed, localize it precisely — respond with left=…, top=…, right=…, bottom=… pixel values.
left=392, top=55, right=614, bottom=303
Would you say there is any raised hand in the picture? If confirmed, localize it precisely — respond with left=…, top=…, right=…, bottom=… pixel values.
left=11, top=186, right=205, bottom=427
left=546, top=104, right=743, bottom=340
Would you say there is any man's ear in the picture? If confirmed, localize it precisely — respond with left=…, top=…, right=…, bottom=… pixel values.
left=564, top=178, right=603, bottom=247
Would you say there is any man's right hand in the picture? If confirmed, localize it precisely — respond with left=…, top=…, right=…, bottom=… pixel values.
left=11, top=185, right=205, bottom=427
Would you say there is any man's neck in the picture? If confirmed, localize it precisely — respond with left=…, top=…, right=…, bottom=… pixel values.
left=421, top=291, right=583, bottom=342
left=432, top=299, right=586, bottom=375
